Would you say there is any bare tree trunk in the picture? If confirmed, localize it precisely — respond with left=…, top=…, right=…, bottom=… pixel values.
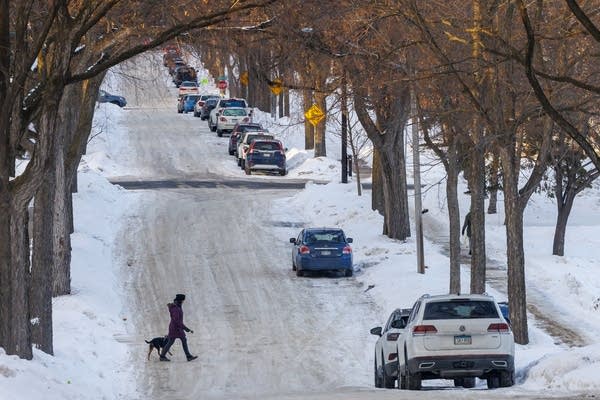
left=447, top=142, right=461, bottom=294
left=303, top=89, right=314, bottom=150
left=379, top=145, right=410, bottom=240
left=487, top=154, right=500, bottom=214
left=500, top=147, right=529, bottom=345
left=371, top=149, right=384, bottom=214
left=314, top=91, right=327, bottom=157
left=284, top=88, right=290, bottom=117
left=468, top=137, right=487, bottom=294
left=552, top=193, right=574, bottom=257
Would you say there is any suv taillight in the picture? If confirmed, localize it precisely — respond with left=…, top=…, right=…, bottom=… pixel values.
left=220, top=117, right=227, bottom=122
left=386, top=332, right=401, bottom=341
left=487, top=323, right=510, bottom=333
left=243, top=117, right=250, bottom=122
left=299, top=245, right=310, bottom=254
left=412, top=325, right=437, bottom=336
left=342, top=246, right=352, bottom=254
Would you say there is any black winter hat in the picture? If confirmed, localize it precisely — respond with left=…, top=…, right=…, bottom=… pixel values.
left=174, top=294, right=186, bottom=302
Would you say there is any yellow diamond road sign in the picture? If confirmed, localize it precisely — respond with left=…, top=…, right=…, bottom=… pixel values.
left=240, top=71, right=249, bottom=86
left=305, top=104, right=324, bottom=127
left=269, top=78, right=283, bottom=95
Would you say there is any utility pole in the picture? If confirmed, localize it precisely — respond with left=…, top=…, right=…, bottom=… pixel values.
left=341, top=72, right=348, bottom=183
left=411, top=85, right=425, bottom=274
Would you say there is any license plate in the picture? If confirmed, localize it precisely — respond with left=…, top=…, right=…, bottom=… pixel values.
left=454, top=335, right=472, bottom=345
left=263, top=153, right=271, bottom=157
left=321, top=250, right=331, bottom=255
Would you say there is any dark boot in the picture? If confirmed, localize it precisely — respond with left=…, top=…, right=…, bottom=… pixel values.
left=187, top=355, right=198, bottom=361
left=160, top=356, right=171, bottom=361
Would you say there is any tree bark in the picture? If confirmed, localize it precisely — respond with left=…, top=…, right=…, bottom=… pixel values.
left=487, top=154, right=500, bottom=214
left=500, top=147, right=529, bottom=344
left=314, top=90, right=327, bottom=157
left=447, top=142, right=462, bottom=294
left=371, top=149, right=384, bottom=214
left=468, top=131, right=487, bottom=294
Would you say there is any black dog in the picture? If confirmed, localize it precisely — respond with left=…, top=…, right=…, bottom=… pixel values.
left=145, top=336, right=172, bottom=360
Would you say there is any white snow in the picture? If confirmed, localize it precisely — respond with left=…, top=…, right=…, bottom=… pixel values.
left=2, top=55, right=600, bottom=399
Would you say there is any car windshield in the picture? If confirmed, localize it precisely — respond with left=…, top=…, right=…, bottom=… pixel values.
left=186, top=96, right=200, bottom=102
left=423, top=300, right=499, bottom=320
left=222, top=99, right=246, bottom=107
left=241, top=125, right=263, bottom=132
left=253, top=141, right=280, bottom=151
left=304, top=230, right=345, bottom=244
left=206, top=99, right=217, bottom=106
left=223, top=109, right=247, bottom=116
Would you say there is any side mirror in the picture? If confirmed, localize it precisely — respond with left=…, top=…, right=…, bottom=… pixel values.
left=289, top=238, right=296, bottom=244
left=370, top=327, right=382, bottom=337
left=346, top=238, right=353, bottom=243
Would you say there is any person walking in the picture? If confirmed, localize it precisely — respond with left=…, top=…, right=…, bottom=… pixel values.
left=461, top=211, right=472, bottom=255
left=160, top=294, right=197, bottom=362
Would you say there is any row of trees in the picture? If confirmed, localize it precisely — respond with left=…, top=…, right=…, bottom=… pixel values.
left=2, top=1, right=599, bottom=360
left=189, top=1, right=600, bottom=345
left=0, top=0, right=275, bottom=360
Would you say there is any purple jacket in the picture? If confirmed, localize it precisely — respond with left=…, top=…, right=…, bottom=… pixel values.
left=167, top=303, right=188, bottom=339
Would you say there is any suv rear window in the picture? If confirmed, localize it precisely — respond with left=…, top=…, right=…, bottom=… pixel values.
left=223, top=108, right=247, bottom=116
left=253, top=141, right=280, bottom=151
left=222, top=99, right=247, bottom=107
left=423, top=300, right=499, bottom=320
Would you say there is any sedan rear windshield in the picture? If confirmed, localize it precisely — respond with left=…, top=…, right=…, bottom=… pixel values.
left=223, top=109, right=247, bottom=116
left=186, top=95, right=200, bottom=101
left=423, top=300, right=499, bottom=320
left=305, top=231, right=345, bottom=244
left=247, top=135, right=273, bottom=143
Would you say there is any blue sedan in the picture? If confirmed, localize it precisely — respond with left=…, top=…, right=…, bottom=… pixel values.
left=289, top=228, right=353, bottom=277
left=182, top=94, right=200, bottom=113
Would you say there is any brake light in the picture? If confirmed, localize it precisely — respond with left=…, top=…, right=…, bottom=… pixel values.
left=243, top=117, right=250, bottom=122
left=198, top=101, right=205, bottom=107
left=487, top=323, right=510, bottom=333
left=299, top=245, right=310, bottom=254
left=342, top=246, right=352, bottom=254
left=220, top=117, right=227, bottom=122
left=386, top=332, right=400, bottom=341
left=412, top=325, right=437, bottom=336
left=388, top=352, right=398, bottom=361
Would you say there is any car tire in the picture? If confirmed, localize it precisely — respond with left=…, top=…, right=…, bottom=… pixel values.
left=406, top=369, right=421, bottom=390
left=193, top=111, right=199, bottom=117
left=453, top=378, right=464, bottom=387
left=228, top=150, right=234, bottom=156
left=237, top=157, right=241, bottom=167
left=245, top=165, right=251, bottom=175
left=344, top=268, right=353, bottom=277
left=499, top=371, right=514, bottom=387
left=210, top=122, right=217, bottom=132
left=487, top=375, right=500, bottom=389
left=292, top=260, right=296, bottom=271
left=374, top=357, right=383, bottom=388
left=397, top=351, right=406, bottom=389
left=382, top=353, right=395, bottom=389
left=177, top=109, right=183, bottom=114
left=279, top=169, right=286, bottom=176
left=296, top=269, right=303, bottom=277
left=462, top=377, right=476, bottom=388
left=217, top=129, right=222, bottom=137
left=241, top=159, right=245, bottom=169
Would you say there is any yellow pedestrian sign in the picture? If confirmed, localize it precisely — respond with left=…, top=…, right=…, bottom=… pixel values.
left=304, top=104, right=325, bottom=126
left=269, top=78, right=283, bottom=95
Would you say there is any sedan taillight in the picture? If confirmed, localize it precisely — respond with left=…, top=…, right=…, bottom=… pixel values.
left=342, top=246, right=352, bottom=254
left=487, top=323, right=510, bottom=333
left=412, top=325, right=438, bottom=336
left=243, top=117, right=250, bottom=122
left=299, top=245, right=310, bottom=254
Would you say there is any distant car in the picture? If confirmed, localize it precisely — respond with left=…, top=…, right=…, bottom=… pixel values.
left=173, top=66, right=197, bottom=87
left=497, top=301, right=510, bottom=325
left=396, top=293, right=515, bottom=390
left=289, top=228, right=353, bottom=277
left=178, top=81, right=199, bottom=96
left=193, top=94, right=220, bottom=118
left=208, top=98, right=249, bottom=132
left=216, top=107, right=251, bottom=136
left=236, top=132, right=274, bottom=168
left=229, top=123, right=264, bottom=155
left=98, top=90, right=126, bottom=108
left=370, top=308, right=412, bottom=388
left=198, top=98, right=218, bottom=120
left=244, top=139, right=286, bottom=176
left=181, top=94, right=200, bottom=113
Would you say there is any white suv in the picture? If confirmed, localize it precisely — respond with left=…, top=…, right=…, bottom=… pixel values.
left=208, top=98, right=249, bottom=132
left=396, top=294, right=515, bottom=390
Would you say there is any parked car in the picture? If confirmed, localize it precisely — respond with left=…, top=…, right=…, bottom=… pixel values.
left=197, top=98, right=218, bottom=120
left=215, top=107, right=251, bottom=136
left=181, top=94, right=201, bottom=113
left=173, top=66, right=197, bottom=87
left=98, top=89, right=126, bottom=108
left=229, top=123, right=264, bottom=155
left=244, top=139, right=286, bottom=176
left=396, top=293, right=515, bottom=390
left=178, top=81, right=199, bottom=96
left=168, top=59, right=186, bottom=76
left=193, top=94, right=220, bottom=117
left=289, top=228, right=353, bottom=277
left=370, top=308, right=412, bottom=388
left=208, top=98, right=249, bottom=132
left=236, top=132, right=274, bottom=168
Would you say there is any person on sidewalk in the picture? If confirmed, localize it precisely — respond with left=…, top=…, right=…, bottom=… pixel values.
left=160, top=294, right=198, bottom=362
left=461, top=211, right=472, bottom=255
